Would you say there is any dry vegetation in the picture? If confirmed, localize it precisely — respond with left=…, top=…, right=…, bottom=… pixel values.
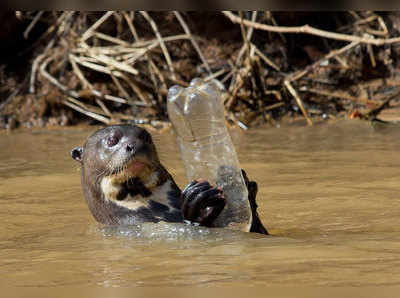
left=2, top=11, right=400, bottom=130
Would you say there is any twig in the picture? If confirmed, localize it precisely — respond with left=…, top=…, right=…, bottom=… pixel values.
left=63, top=98, right=110, bottom=124
left=66, top=96, right=91, bottom=111
left=376, top=14, right=389, bottom=37
left=348, top=11, right=361, bottom=20
left=148, top=57, right=167, bottom=95
left=40, top=55, right=79, bottom=98
left=73, top=56, right=125, bottom=78
left=30, top=53, right=46, bottom=93
left=221, top=70, right=234, bottom=84
left=239, top=11, right=251, bottom=61
left=226, top=64, right=251, bottom=109
left=139, top=11, right=176, bottom=79
left=95, top=98, right=112, bottom=116
left=284, top=80, right=313, bottom=126
left=29, top=37, right=57, bottom=93
left=118, top=72, right=153, bottom=107
left=23, top=11, right=44, bottom=39
left=122, top=12, right=140, bottom=41
left=236, top=11, right=257, bottom=65
left=69, top=54, right=92, bottom=89
left=265, top=11, right=286, bottom=43
left=88, top=52, right=139, bottom=75
left=366, top=89, right=400, bottom=119
left=42, top=54, right=130, bottom=108
left=123, top=11, right=167, bottom=107
left=299, top=87, right=377, bottom=105
left=222, top=11, right=400, bottom=46
left=123, top=34, right=189, bottom=65
left=264, top=102, right=285, bottom=112
left=110, top=72, right=130, bottom=99
left=367, top=43, right=376, bottom=67
left=333, top=56, right=348, bottom=68
left=81, top=11, right=114, bottom=42
left=173, top=11, right=211, bottom=74
left=149, top=57, right=166, bottom=86
left=93, top=32, right=131, bottom=46
left=204, top=68, right=229, bottom=82
left=160, top=72, right=189, bottom=87
left=147, top=59, right=163, bottom=104
left=251, top=44, right=280, bottom=71
left=287, top=41, right=360, bottom=82
left=338, top=14, right=375, bottom=32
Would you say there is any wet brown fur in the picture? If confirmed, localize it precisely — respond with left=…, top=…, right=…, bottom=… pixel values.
left=71, top=124, right=268, bottom=234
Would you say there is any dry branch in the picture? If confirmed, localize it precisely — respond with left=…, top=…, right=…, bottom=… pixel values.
left=222, top=11, right=400, bottom=46
left=9, top=11, right=400, bottom=129
left=173, top=11, right=211, bottom=74
left=81, top=11, right=114, bottom=42
left=284, top=80, right=313, bottom=126
left=139, top=11, right=176, bottom=79
left=288, top=41, right=360, bottom=82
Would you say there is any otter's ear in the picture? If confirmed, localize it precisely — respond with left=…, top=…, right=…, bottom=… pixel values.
left=71, top=147, right=84, bottom=163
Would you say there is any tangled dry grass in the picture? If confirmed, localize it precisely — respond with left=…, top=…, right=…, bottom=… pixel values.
left=3, top=11, right=400, bottom=130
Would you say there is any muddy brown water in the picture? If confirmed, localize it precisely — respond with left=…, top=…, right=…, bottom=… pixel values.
left=1, top=120, right=400, bottom=287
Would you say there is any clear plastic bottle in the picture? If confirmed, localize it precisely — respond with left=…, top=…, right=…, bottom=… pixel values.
left=167, top=78, right=252, bottom=232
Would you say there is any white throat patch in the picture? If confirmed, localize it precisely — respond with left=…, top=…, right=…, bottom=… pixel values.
left=100, top=176, right=176, bottom=211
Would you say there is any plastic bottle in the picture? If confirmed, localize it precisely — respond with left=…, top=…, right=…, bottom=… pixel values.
left=167, top=78, right=252, bottom=232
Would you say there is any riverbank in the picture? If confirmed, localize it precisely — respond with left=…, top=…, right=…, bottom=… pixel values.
left=2, top=11, right=400, bottom=131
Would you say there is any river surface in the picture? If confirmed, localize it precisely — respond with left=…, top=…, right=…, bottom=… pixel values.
left=1, top=120, right=400, bottom=287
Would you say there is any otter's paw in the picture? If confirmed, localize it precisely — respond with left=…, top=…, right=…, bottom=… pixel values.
left=181, top=180, right=226, bottom=227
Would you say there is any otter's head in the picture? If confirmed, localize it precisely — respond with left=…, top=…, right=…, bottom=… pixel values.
left=71, top=125, right=168, bottom=224
left=71, top=125, right=160, bottom=183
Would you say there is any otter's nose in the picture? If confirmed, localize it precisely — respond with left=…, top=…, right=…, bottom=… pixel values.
left=126, top=143, right=135, bottom=152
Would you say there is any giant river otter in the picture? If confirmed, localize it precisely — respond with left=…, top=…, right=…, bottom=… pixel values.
left=71, top=124, right=268, bottom=234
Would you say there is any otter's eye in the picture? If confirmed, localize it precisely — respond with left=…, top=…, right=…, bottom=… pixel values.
left=106, top=135, right=119, bottom=147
